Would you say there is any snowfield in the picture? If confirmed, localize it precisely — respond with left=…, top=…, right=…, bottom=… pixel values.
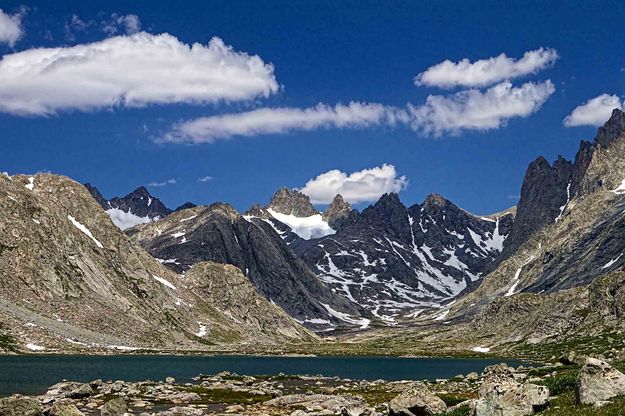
left=267, top=208, right=335, bottom=239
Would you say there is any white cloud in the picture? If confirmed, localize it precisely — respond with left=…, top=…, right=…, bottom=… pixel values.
left=0, top=8, right=24, bottom=46
left=102, top=14, right=141, bottom=35
left=408, top=80, right=555, bottom=136
left=197, top=175, right=213, bottom=182
left=148, top=178, right=176, bottom=187
left=164, top=102, right=408, bottom=143
left=415, top=48, right=558, bottom=89
left=563, top=94, right=624, bottom=127
left=0, top=32, right=278, bottom=115
left=298, top=164, right=408, bottom=204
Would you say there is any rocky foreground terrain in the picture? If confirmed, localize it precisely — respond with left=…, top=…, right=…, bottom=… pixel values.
left=2, top=354, right=625, bottom=416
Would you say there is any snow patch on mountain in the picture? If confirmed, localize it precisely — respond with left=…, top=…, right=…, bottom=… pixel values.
left=68, top=215, right=104, bottom=248
left=267, top=208, right=335, bottom=239
left=106, top=208, right=152, bottom=230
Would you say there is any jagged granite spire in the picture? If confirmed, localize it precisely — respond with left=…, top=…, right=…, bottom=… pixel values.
left=322, top=194, right=351, bottom=228
left=596, top=108, right=625, bottom=148
left=267, top=187, right=318, bottom=217
left=501, top=156, right=573, bottom=259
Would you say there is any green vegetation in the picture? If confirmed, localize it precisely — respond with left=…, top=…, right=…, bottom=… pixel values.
left=539, top=392, right=625, bottom=415
left=342, top=388, right=397, bottom=406
left=0, top=323, right=17, bottom=352
left=537, top=371, right=579, bottom=396
left=513, top=333, right=625, bottom=361
left=436, top=404, right=471, bottom=416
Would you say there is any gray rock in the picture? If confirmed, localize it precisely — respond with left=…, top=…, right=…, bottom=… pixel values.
left=100, top=397, right=127, bottom=416
left=69, top=383, right=94, bottom=398
left=576, top=357, right=625, bottom=405
left=388, top=384, right=447, bottom=416
left=0, top=396, right=42, bottom=416
left=49, top=399, right=85, bottom=416
left=474, top=363, right=549, bottom=416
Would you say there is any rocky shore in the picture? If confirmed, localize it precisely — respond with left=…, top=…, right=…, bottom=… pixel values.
left=2, top=355, right=625, bottom=416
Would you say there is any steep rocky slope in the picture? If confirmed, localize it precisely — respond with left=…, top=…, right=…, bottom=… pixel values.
left=238, top=188, right=514, bottom=323
left=294, top=193, right=514, bottom=322
left=127, top=204, right=366, bottom=331
left=396, top=109, right=625, bottom=349
left=0, top=173, right=313, bottom=353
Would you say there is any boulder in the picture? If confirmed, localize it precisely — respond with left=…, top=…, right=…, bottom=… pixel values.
left=0, top=396, right=42, bottom=416
left=559, top=351, right=584, bottom=366
left=49, top=399, right=85, bottom=416
left=474, top=363, right=549, bottom=416
left=69, top=383, right=94, bottom=398
left=266, top=394, right=368, bottom=414
left=388, top=384, right=447, bottom=416
left=100, top=397, right=127, bottom=416
left=576, top=357, right=625, bottom=405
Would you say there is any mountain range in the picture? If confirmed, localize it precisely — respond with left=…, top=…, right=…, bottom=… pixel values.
left=3, top=109, right=625, bottom=353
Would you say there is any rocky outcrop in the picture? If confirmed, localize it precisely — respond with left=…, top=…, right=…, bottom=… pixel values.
left=474, top=364, right=549, bottom=416
left=576, top=357, right=625, bottom=405
left=0, top=396, right=42, bottom=416
left=501, top=156, right=573, bottom=259
left=388, top=384, right=446, bottom=416
left=100, top=398, right=127, bottom=416
left=265, top=394, right=370, bottom=415
left=267, top=187, right=318, bottom=217
left=322, top=194, right=352, bottom=228
left=49, top=399, right=84, bottom=416
left=129, top=204, right=364, bottom=330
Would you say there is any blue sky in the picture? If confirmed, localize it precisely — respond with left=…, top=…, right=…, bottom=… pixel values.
left=1, top=0, right=624, bottom=214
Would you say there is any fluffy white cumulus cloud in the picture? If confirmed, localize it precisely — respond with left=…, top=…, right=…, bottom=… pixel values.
left=415, top=48, right=558, bottom=89
left=298, top=164, right=408, bottom=204
left=0, top=32, right=278, bottom=115
left=164, top=102, right=408, bottom=143
left=408, top=80, right=555, bottom=136
left=563, top=94, right=624, bottom=127
left=0, top=8, right=24, bottom=46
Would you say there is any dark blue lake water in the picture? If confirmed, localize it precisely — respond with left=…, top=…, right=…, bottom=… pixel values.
left=0, top=355, right=525, bottom=396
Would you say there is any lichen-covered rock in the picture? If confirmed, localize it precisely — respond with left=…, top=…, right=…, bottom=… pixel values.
left=474, top=363, right=549, bottom=416
left=0, top=396, right=42, bottom=416
left=576, top=357, right=625, bottom=405
left=100, top=397, right=127, bottom=416
left=388, top=383, right=447, bottom=416
left=49, top=399, right=84, bottom=416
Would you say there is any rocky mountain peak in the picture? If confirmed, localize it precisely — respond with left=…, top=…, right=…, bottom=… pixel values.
left=501, top=155, right=573, bottom=258
left=595, top=108, right=625, bottom=149
left=322, top=194, right=351, bottom=228
left=129, top=186, right=150, bottom=198
left=109, top=186, right=171, bottom=219
left=267, top=187, right=318, bottom=217
left=422, top=193, right=450, bottom=209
